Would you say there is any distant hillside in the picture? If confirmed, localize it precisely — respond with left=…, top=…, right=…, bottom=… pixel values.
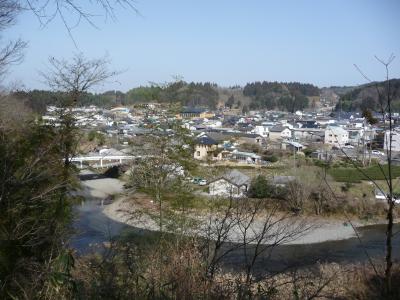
left=12, top=90, right=118, bottom=114
left=336, top=79, right=400, bottom=112
left=19, top=80, right=398, bottom=114
left=243, top=81, right=320, bottom=112
left=326, top=86, right=357, bottom=96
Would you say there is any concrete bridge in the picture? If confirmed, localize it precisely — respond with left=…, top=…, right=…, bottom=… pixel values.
left=71, top=155, right=136, bottom=168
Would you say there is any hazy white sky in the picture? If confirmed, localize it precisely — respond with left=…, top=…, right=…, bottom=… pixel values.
left=3, top=0, right=400, bottom=92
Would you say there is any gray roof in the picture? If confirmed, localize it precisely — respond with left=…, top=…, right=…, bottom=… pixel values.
left=220, top=169, right=250, bottom=187
left=269, top=125, right=289, bottom=133
left=206, top=131, right=263, bottom=142
left=181, top=107, right=206, bottom=114
left=196, top=135, right=218, bottom=145
left=271, top=176, right=295, bottom=185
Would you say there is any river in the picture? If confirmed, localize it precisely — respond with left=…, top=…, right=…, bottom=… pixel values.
left=70, top=173, right=400, bottom=272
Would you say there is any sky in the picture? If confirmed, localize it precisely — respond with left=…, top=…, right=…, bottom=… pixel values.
left=3, top=0, right=400, bottom=92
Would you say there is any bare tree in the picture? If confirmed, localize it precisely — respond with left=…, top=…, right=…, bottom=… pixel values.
left=0, top=0, right=136, bottom=82
left=0, top=1, right=27, bottom=79
left=41, top=53, right=119, bottom=105
left=40, top=53, right=119, bottom=170
left=354, top=55, right=398, bottom=295
left=23, top=0, right=138, bottom=26
left=201, top=194, right=311, bottom=297
left=325, top=54, right=397, bottom=296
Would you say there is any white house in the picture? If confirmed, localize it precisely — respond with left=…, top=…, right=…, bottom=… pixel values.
left=252, top=125, right=269, bottom=137
left=208, top=169, right=250, bottom=198
left=324, top=126, right=349, bottom=147
left=384, top=129, right=400, bottom=153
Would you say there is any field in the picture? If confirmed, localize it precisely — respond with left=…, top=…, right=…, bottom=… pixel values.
left=328, top=165, right=400, bottom=183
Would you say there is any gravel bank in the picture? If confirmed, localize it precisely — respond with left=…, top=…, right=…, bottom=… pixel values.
left=103, top=196, right=358, bottom=245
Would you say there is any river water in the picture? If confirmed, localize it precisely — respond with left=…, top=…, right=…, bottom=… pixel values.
left=70, top=175, right=400, bottom=272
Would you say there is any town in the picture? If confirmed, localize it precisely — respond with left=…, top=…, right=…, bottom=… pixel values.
left=1, top=1, right=399, bottom=299
left=40, top=97, right=400, bottom=202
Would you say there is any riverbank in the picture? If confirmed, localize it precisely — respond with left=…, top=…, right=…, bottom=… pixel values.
left=103, top=195, right=362, bottom=245
left=75, top=171, right=397, bottom=246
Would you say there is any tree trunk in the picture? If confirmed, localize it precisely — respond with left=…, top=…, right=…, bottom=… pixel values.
left=385, top=200, right=394, bottom=294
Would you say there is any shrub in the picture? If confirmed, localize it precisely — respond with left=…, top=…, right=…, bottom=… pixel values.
left=263, top=155, right=278, bottom=163
left=248, top=175, right=275, bottom=198
left=303, top=148, right=314, bottom=157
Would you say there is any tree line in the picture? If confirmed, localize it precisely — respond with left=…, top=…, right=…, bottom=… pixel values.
left=336, top=78, right=400, bottom=112
left=243, top=81, right=319, bottom=112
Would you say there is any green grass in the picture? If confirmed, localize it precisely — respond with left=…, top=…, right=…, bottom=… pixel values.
left=328, top=164, right=400, bottom=183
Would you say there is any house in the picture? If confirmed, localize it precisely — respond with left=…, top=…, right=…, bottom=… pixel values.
left=209, top=169, right=250, bottom=198
left=193, top=135, right=218, bottom=160
left=268, top=125, right=292, bottom=141
left=110, top=107, right=130, bottom=116
left=231, top=150, right=262, bottom=164
left=203, top=132, right=266, bottom=147
left=177, top=108, right=215, bottom=120
left=324, top=126, right=349, bottom=147
left=292, top=128, right=324, bottom=142
left=282, top=141, right=305, bottom=152
left=235, top=133, right=266, bottom=146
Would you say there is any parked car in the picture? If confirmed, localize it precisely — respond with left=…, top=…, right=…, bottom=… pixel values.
left=192, top=177, right=207, bottom=185
left=191, top=177, right=201, bottom=184
left=198, top=179, right=207, bottom=186
left=343, top=144, right=354, bottom=149
left=371, top=150, right=385, bottom=156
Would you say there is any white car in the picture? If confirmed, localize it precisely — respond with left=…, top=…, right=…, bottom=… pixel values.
left=198, top=179, right=207, bottom=186
left=343, top=145, right=354, bottom=149
left=371, top=150, right=385, bottom=156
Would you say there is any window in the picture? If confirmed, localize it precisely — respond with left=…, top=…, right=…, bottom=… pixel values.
left=196, top=151, right=200, bottom=156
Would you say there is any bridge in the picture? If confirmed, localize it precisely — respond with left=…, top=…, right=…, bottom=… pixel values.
left=70, top=155, right=136, bottom=168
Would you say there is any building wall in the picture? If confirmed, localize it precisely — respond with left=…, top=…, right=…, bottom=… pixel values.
left=292, top=129, right=323, bottom=141
left=324, top=128, right=349, bottom=147
left=269, top=129, right=291, bottom=141
left=384, top=130, right=400, bottom=152
left=281, top=129, right=292, bottom=139
left=194, top=144, right=216, bottom=160
left=268, top=132, right=283, bottom=141
left=237, top=136, right=265, bottom=145
left=253, top=126, right=269, bottom=137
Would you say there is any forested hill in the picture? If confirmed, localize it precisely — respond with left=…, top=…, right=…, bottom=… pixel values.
left=12, top=82, right=221, bottom=113
left=336, top=79, right=400, bottom=112
left=13, top=80, right=324, bottom=114
left=243, top=81, right=320, bottom=112
left=126, top=81, right=219, bottom=109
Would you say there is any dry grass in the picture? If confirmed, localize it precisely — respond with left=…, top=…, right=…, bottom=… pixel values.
left=73, top=237, right=400, bottom=300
